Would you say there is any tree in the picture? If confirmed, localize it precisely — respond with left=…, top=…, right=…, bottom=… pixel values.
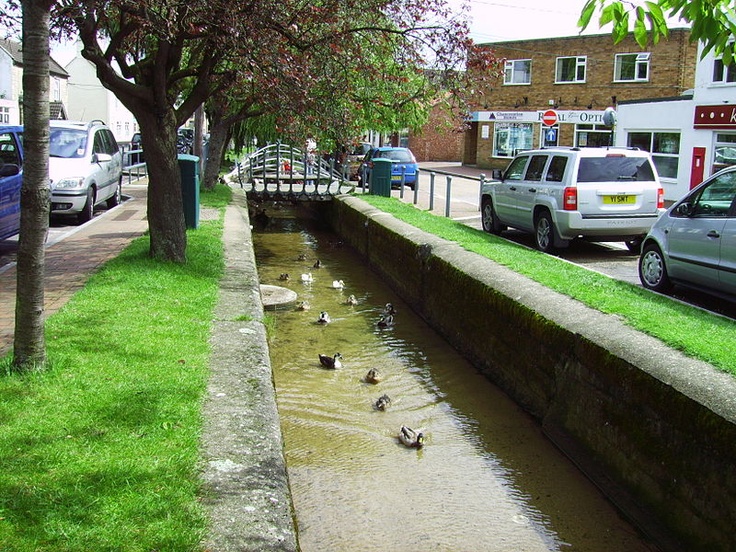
left=10, top=0, right=54, bottom=370
left=578, top=0, right=736, bottom=62
left=43, top=0, right=482, bottom=262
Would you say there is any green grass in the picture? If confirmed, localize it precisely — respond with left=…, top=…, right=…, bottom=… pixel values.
left=360, top=195, right=736, bottom=375
left=0, top=185, right=231, bottom=551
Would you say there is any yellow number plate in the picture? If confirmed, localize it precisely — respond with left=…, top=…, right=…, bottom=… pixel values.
left=603, top=195, right=635, bottom=204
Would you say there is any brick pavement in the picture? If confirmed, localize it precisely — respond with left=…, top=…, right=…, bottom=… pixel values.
left=0, top=182, right=149, bottom=357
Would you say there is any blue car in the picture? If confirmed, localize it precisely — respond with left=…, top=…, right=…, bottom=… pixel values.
left=360, top=146, right=418, bottom=190
left=0, top=125, right=23, bottom=241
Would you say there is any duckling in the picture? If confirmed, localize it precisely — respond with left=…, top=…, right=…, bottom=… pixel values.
left=332, top=279, right=345, bottom=289
left=316, top=311, right=331, bottom=325
left=313, top=259, right=322, bottom=268
left=374, top=394, right=392, bottom=411
left=398, top=425, right=425, bottom=448
left=383, top=303, right=397, bottom=316
left=296, top=301, right=310, bottom=311
left=377, top=314, right=394, bottom=328
left=364, top=368, right=382, bottom=384
left=300, top=273, right=314, bottom=283
left=318, top=352, right=342, bottom=369
left=344, top=294, right=358, bottom=306
left=297, top=253, right=307, bottom=261
left=279, top=273, right=290, bottom=281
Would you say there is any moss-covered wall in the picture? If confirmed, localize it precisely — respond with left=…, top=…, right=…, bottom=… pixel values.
left=321, top=194, right=736, bottom=552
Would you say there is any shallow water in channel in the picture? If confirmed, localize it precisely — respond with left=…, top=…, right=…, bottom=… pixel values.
left=253, top=207, right=656, bottom=552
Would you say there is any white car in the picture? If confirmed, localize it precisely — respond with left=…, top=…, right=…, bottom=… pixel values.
left=480, top=147, right=665, bottom=253
left=639, top=165, right=736, bottom=301
left=49, top=120, right=123, bottom=223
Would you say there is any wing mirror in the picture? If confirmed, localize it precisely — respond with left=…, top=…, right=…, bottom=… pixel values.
left=676, top=202, right=695, bottom=217
left=491, top=168, right=504, bottom=181
left=0, top=163, right=20, bottom=177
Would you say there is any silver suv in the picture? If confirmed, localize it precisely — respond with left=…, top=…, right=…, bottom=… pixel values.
left=49, top=120, right=123, bottom=223
left=480, top=147, right=665, bottom=253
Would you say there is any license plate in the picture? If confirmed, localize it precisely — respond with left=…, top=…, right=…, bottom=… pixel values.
left=603, top=195, right=635, bottom=204
left=391, top=175, right=403, bottom=181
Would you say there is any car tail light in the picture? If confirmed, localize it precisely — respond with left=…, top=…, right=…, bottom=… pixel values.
left=563, top=187, right=577, bottom=210
left=657, top=188, right=664, bottom=209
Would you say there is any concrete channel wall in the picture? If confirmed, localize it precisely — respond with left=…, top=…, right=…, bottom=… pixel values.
left=320, top=194, right=736, bottom=552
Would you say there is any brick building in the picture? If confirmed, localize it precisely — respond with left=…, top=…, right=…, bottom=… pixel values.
left=465, top=29, right=697, bottom=171
left=407, top=99, right=465, bottom=162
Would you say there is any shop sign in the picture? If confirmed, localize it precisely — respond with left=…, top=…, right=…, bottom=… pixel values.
left=694, top=105, right=736, bottom=129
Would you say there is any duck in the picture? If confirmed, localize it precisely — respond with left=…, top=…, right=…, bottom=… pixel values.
left=364, top=368, right=382, bottom=384
left=313, top=259, right=322, bottom=268
left=318, top=352, right=342, bottom=369
left=374, top=394, right=392, bottom=411
left=300, top=273, right=314, bottom=283
left=383, top=303, right=397, bottom=316
left=316, top=311, right=331, bottom=324
left=332, top=279, right=345, bottom=289
left=398, top=425, right=425, bottom=448
left=377, top=314, right=394, bottom=328
left=297, top=253, right=307, bottom=261
left=344, top=294, right=358, bottom=306
left=296, top=301, right=310, bottom=311
left=279, top=273, right=290, bottom=281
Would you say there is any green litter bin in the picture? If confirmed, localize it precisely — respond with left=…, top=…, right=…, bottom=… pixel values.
left=370, top=158, right=392, bottom=197
left=178, top=154, right=200, bottom=229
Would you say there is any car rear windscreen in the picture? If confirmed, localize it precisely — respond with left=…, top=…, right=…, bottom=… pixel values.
left=378, top=150, right=413, bottom=162
left=577, top=157, right=655, bottom=182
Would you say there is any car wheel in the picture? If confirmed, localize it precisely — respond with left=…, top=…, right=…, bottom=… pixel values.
left=481, top=197, right=504, bottom=235
left=107, top=180, right=122, bottom=208
left=625, top=236, right=643, bottom=254
left=639, top=243, right=672, bottom=293
left=534, top=211, right=556, bottom=253
left=77, top=187, right=95, bottom=224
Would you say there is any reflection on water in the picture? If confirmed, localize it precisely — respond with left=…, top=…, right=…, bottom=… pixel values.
left=254, top=208, right=655, bottom=552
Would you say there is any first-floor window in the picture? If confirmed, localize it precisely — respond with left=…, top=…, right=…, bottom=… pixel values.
left=627, top=131, right=680, bottom=179
left=575, top=124, right=613, bottom=147
left=493, top=123, right=533, bottom=158
left=0, top=107, right=9, bottom=124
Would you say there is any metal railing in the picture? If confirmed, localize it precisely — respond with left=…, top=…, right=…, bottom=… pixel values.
left=122, top=149, right=147, bottom=185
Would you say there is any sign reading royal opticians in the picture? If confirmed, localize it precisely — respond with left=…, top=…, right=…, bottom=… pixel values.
left=471, top=110, right=606, bottom=124
left=694, top=105, right=736, bottom=129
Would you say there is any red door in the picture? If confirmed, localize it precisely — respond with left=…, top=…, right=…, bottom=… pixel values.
left=690, top=147, right=706, bottom=189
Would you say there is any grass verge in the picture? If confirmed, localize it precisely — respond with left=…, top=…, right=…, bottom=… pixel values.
left=0, top=185, right=231, bottom=551
left=360, top=195, right=736, bottom=375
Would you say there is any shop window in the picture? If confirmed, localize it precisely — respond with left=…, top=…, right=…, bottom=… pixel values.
left=614, top=53, right=650, bottom=82
left=575, top=124, right=612, bottom=147
left=493, top=122, right=533, bottom=158
left=714, top=133, right=736, bottom=172
left=504, top=59, right=531, bottom=85
left=627, top=131, right=680, bottom=179
left=555, top=56, right=586, bottom=83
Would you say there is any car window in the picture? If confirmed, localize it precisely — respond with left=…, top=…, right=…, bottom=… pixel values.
left=545, top=156, right=568, bottom=182
left=577, top=156, right=656, bottom=182
left=103, top=130, right=119, bottom=155
left=689, top=172, right=736, bottom=217
left=375, top=149, right=413, bottom=163
left=524, top=155, right=547, bottom=181
left=50, top=128, right=87, bottom=159
left=504, top=155, right=528, bottom=180
left=93, top=130, right=107, bottom=155
left=0, top=132, right=21, bottom=166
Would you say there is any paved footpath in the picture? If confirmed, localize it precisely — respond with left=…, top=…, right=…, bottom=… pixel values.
left=0, top=182, right=149, bottom=357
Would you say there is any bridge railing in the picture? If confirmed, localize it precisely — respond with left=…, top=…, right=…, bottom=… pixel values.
left=229, top=143, right=354, bottom=200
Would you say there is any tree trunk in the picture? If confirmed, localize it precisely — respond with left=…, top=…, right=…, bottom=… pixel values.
left=13, top=0, right=52, bottom=369
left=138, top=111, right=187, bottom=262
left=203, top=118, right=229, bottom=191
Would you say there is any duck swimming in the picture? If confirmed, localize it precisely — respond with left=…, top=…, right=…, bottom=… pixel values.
left=374, top=394, right=392, bottom=411
left=332, top=279, right=345, bottom=289
left=313, top=259, right=322, bottom=268
left=398, top=425, right=425, bottom=448
left=317, top=311, right=331, bottom=324
left=383, top=303, right=397, bottom=316
left=318, top=352, right=342, bottom=369
left=344, top=294, right=358, bottom=306
left=297, top=253, right=307, bottom=261
left=364, top=368, right=382, bottom=384
left=377, top=314, right=394, bottom=328
left=300, top=273, right=314, bottom=283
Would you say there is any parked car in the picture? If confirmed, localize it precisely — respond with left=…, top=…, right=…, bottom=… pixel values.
left=177, top=128, right=194, bottom=154
left=130, top=131, right=143, bottom=164
left=360, top=146, right=418, bottom=189
left=346, top=142, right=371, bottom=180
left=0, top=125, right=23, bottom=241
left=480, top=146, right=665, bottom=253
left=49, top=120, right=123, bottom=223
left=639, top=165, right=736, bottom=301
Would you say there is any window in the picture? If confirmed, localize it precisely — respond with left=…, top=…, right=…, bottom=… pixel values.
left=575, top=124, right=613, bottom=148
left=614, top=53, right=650, bottom=82
left=0, top=107, right=9, bottom=124
left=504, top=155, right=529, bottom=180
left=714, top=133, right=736, bottom=172
left=525, top=155, right=548, bottom=181
left=627, top=131, right=680, bottom=179
left=51, top=77, right=61, bottom=101
left=712, top=57, right=736, bottom=84
left=504, top=59, right=531, bottom=85
left=545, top=156, right=568, bottom=182
left=556, top=56, right=586, bottom=83
left=493, top=123, right=533, bottom=158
